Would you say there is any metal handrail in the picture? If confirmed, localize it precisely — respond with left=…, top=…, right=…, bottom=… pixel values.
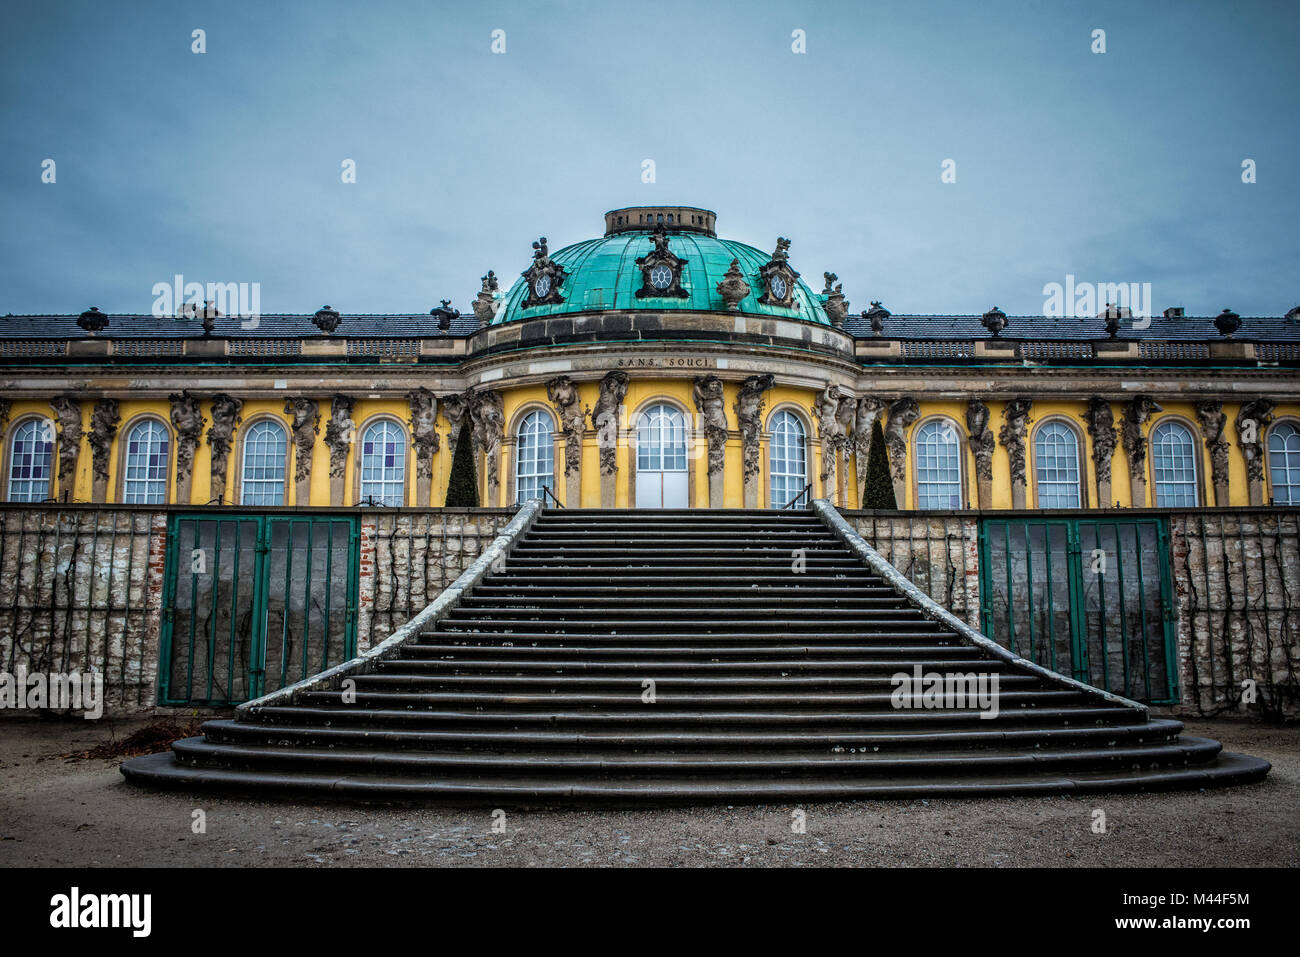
left=541, top=486, right=564, bottom=508
left=781, top=483, right=813, bottom=509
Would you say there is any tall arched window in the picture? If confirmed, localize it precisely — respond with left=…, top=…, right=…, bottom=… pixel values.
left=1151, top=420, right=1199, bottom=507
left=914, top=420, right=963, bottom=509
left=1034, top=421, right=1082, bottom=508
left=1269, top=422, right=1300, bottom=505
left=122, top=419, right=170, bottom=504
left=635, top=403, right=689, bottom=508
left=240, top=420, right=288, bottom=506
left=768, top=410, right=807, bottom=508
left=516, top=410, right=555, bottom=503
left=6, top=418, right=54, bottom=502
left=359, top=420, right=406, bottom=506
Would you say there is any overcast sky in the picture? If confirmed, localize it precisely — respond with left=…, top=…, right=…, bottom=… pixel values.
left=1, top=0, right=1296, bottom=318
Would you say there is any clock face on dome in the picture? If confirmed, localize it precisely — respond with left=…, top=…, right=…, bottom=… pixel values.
left=649, top=265, right=673, bottom=290
left=532, top=275, right=552, bottom=299
left=768, top=275, right=788, bottom=300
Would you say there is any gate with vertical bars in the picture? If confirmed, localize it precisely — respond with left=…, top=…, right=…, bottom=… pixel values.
left=159, top=514, right=359, bottom=706
left=978, top=517, right=1179, bottom=704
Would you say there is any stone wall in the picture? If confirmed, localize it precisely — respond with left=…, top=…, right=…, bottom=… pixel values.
left=358, top=509, right=516, bottom=651
left=3, top=503, right=1296, bottom=719
left=844, top=510, right=981, bottom=629
left=1170, top=510, right=1300, bottom=719
left=0, top=507, right=167, bottom=714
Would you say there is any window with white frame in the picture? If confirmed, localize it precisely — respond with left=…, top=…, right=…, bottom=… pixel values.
left=1151, top=420, right=1199, bottom=507
left=914, top=420, right=963, bottom=509
left=1034, top=421, right=1082, bottom=508
left=240, top=420, right=288, bottom=506
left=122, top=419, right=170, bottom=504
left=1268, top=422, right=1300, bottom=505
left=636, top=404, right=688, bottom=472
left=516, top=410, right=555, bottom=503
left=6, top=418, right=54, bottom=502
left=768, top=410, right=807, bottom=508
left=359, top=420, right=406, bottom=506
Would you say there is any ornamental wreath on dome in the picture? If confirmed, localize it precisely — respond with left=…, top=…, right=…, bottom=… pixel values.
left=634, top=225, right=689, bottom=299
left=757, top=237, right=800, bottom=309
left=521, top=236, right=569, bottom=308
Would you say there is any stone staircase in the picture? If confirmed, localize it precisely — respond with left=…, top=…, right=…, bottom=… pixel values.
left=122, top=505, right=1270, bottom=802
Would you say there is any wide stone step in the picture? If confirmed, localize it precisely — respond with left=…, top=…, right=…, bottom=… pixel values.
left=199, top=716, right=1183, bottom=752
left=380, top=656, right=1006, bottom=674
left=401, top=643, right=969, bottom=659
left=246, top=703, right=1132, bottom=730
left=118, top=750, right=1272, bottom=801
left=471, top=584, right=898, bottom=598
left=436, top=617, right=947, bottom=632
left=454, top=595, right=910, bottom=608
left=351, top=673, right=1045, bottom=692
left=168, top=736, right=1223, bottom=777
left=293, top=687, right=1084, bottom=711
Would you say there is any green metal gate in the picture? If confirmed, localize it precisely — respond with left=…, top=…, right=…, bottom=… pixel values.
left=978, top=517, right=1179, bottom=704
left=159, top=514, right=359, bottom=706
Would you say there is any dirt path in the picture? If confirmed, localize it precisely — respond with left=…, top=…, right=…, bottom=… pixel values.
left=0, top=717, right=1295, bottom=867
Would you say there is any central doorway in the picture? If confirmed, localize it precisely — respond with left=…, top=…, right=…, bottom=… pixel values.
left=635, top=403, right=689, bottom=507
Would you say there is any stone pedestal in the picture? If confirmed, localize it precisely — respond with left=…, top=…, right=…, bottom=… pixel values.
left=566, top=469, right=581, bottom=508
left=708, top=469, right=724, bottom=508
left=1129, top=471, right=1148, bottom=508
left=330, top=472, right=346, bottom=507
left=976, top=475, right=993, bottom=510
left=1011, top=482, right=1026, bottom=510
left=601, top=471, right=616, bottom=508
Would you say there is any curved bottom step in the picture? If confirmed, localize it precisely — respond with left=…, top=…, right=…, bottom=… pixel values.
left=121, top=749, right=1271, bottom=805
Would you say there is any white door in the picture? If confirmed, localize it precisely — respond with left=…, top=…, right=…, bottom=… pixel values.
left=635, top=404, right=689, bottom=508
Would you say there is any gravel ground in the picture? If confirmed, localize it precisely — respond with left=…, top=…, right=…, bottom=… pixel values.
left=0, top=716, right=1295, bottom=868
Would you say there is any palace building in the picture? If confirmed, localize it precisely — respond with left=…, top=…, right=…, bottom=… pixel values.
left=1, top=205, right=1298, bottom=760
left=1, top=205, right=1297, bottom=515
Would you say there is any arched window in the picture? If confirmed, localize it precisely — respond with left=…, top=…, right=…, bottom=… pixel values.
left=6, top=418, right=54, bottom=502
left=515, top=410, right=555, bottom=503
left=1269, top=422, right=1300, bottom=505
left=1034, top=421, right=1082, bottom=508
left=240, top=420, right=287, bottom=506
left=122, top=419, right=170, bottom=504
left=768, top=410, right=807, bottom=508
left=359, top=420, right=406, bottom=506
left=914, top=420, right=962, bottom=509
left=635, top=403, right=689, bottom=508
left=636, top=404, right=688, bottom=472
left=1151, top=420, right=1199, bottom=507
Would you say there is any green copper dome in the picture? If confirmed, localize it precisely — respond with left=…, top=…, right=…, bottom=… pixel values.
left=492, top=207, right=831, bottom=325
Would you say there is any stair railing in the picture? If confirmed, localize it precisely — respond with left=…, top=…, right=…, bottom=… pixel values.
left=781, top=483, right=813, bottom=509
left=541, top=486, right=564, bottom=508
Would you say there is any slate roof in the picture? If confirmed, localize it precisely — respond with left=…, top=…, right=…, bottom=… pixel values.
left=842, top=313, right=1300, bottom=341
left=0, top=313, right=483, bottom=339
left=2, top=311, right=1298, bottom=343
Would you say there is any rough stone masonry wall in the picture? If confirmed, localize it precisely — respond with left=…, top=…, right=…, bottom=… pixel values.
left=845, top=511, right=982, bottom=630
left=1171, top=510, right=1300, bottom=719
left=0, top=507, right=168, bottom=714
left=357, top=509, right=516, bottom=652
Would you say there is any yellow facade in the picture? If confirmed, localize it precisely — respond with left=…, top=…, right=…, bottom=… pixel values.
left=6, top=387, right=1295, bottom=509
